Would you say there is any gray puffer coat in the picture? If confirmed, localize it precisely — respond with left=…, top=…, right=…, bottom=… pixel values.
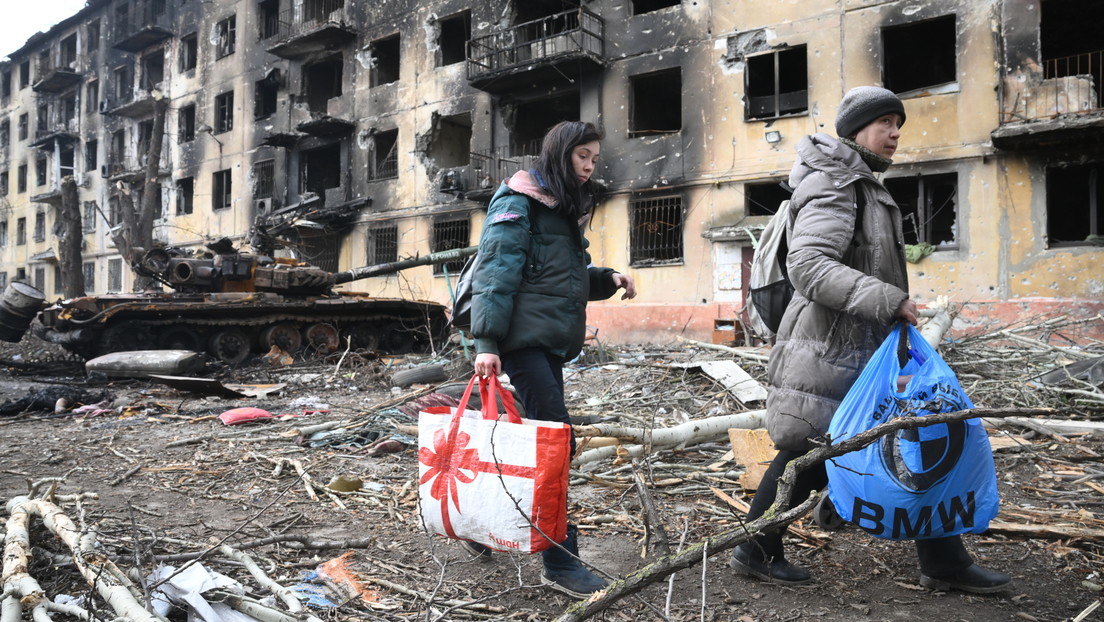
left=766, top=133, right=910, bottom=451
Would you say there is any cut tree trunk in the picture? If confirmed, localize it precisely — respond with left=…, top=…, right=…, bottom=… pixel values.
left=56, top=176, right=85, bottom=298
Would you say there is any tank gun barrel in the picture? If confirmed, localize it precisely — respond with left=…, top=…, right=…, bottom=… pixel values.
left=333, top=246, right=476, bottom=284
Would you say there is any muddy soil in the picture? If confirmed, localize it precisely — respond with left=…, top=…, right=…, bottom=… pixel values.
left=0, top=339, right=1101, bottom=622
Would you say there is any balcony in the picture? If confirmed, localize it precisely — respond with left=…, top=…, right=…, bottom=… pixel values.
left=113, top=0, right=176, bottom=53
left=993, top=49, right=1104, bottom=150
left=32, top=58, right=83, bottom=93
left=102, top=88, right=162, bottom=118
left=266, top=0, right=356, bottom=60
left=31, top=119, right=80, bottom=149
left=467, top=8, right=605, bottom=94
left=439, top=147, right=536, bottom=202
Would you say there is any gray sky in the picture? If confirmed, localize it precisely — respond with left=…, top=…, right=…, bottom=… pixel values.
left=2, top=0, right=88, bottom=60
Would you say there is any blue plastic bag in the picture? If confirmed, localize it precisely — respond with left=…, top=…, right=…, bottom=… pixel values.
left=826, top=324, right=999, bottom=540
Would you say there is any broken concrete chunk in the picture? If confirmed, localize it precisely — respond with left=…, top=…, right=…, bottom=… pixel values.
left=85, top=350, right=205, bottom=378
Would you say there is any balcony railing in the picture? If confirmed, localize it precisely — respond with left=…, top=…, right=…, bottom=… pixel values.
left=32, top=56, right=83, bottom=93
left=113, top=0, right=175, bottom=52
left=1001, top=49, right=1103, bottom=124
left=267, top=0, right=355, bottom=58
left=467, top=8, right=604, bottom=91
left=441, top=147, right=537, bottom=199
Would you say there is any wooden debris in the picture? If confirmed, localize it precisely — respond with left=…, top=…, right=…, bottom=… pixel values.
left=728, top=428, right=776, bottom=491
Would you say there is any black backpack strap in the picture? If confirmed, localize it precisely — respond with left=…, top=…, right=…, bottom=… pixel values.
left=851, top=185, right=867, bottom=247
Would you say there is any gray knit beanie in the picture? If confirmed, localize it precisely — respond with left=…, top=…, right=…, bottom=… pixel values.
left=834, top=86, right=906, bottom=138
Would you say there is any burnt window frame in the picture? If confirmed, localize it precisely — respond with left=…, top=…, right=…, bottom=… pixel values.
left=86, top=80, right=99, bottom=113
left=254, top=76, right=279, bottom=119
left=179, top=103, right=196, bottom=142
left=19, top=60, right=29, bottom=90
left=215, top=15, right=237, bottom=59
left=180, top=33, right=198, bottom=72
left=253, top=159, right=275, bottom=199
left=18, top=114, right=28, bottom=141
left=744, top=45, right=808, bottom=121
left=85, top=139, right=98, bottom=171
left=436, top=10, right=471, bottom=67
left=0, top=220, right=7, bottom=247
left=35, top=156, right=47, bottom=187
left=629, top=67, right=682, bottom=137
left=745, top=179, right=793, bottom=217
left=369, top=128, right=399, bottom=181
left=212, top=169, right=232, bottom=211
left=882, top=14, right=958, bottom=95
left=1044, top=162, right=1103, bottom=249
left=369, top=33, right=401, bottom=87
left=884, top=171, right=960, bottom=250
left=0, top=172, right=7, bottom=196
left=214, top=90, right=234, bottom=134
left=139, top=48, right=165, bottom=90
left=629, top=193, right=685, bottom=266
left=17, top=164, right=27, bottom=193
left=87, top=20, right=101, bottom=53
left=176, top=176, right=194, bottom=215
left=431, top=217, right=470, bottom=276
left=368, top=223, right=399, bottom=265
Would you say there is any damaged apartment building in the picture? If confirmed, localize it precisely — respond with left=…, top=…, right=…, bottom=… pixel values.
left=0, top=0, right=1100, bottom=345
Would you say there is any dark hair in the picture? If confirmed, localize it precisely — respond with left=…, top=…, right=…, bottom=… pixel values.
left=533, top=121, right=603, bottom=220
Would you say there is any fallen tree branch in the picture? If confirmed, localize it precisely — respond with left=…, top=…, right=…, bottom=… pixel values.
left=573, top=411, right=766, bottom=465
left=553, top=406, right=1059, bottom=621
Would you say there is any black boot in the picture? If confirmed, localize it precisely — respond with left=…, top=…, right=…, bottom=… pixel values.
left=920, top=564, right=1012, bottom=594
left=541, top=525, right=608, bottom=598
left=730, top=542, right=812, bottom=585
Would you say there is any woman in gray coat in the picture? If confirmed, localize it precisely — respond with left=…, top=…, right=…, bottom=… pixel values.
left=731, top=87, right=1011, bottom=593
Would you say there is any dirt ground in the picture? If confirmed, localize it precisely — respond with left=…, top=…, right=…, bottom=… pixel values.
left=0, top=329, right=1102, bottom=622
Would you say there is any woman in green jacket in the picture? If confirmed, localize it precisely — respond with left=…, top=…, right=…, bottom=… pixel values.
left=468, top=121, right=636, bottom=598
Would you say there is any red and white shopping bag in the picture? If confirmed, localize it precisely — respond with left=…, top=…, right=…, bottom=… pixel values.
left=418, top=374, right=570, bottom=554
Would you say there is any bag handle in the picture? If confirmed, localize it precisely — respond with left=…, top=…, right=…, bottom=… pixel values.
left=896, top=322, right=910, bottom=369
left=453, top=373, right=523, bottom=424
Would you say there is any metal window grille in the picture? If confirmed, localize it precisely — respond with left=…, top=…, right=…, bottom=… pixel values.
left=83, top=202, right=97, bottom=232
left=371, top=130, right=399, bottom=180
left=83, top=262, right=95, bottom=292
left=108, top=258, right=122, bottom=292
left=216, top=16, right=236, bottom=58
left=215, top=91, right=234, bottom=133
left=431, top=218, right=469, bottom=275
left=253, top=160, right=274, bottom=199
left=630, top=194, right=684, bottom=266
left=34, top=268, right=45, bottom=293
left=368, top=224, right=398, bottom=265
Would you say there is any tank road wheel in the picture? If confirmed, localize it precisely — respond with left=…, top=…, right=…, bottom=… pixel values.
left=156, top=326, right=203, bottom=352
left=260, top=323, right=302, bottom=354
left=98, top=322, right=154, bottom=356
left=379, top=322, right=416, bottom=355
left=208, top=328, right=251, bottom=365
left=342, top=324, right=379, bottom=351
left=303, top=323, right=339, bottom=355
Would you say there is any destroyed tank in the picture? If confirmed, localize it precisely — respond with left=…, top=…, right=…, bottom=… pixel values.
left=29, top=242, right=476, bottom=364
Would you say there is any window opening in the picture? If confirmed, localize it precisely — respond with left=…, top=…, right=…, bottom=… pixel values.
left=84, top=201, right=97, bottom=232
left=61, top=34, right=78, bottom=67
left=369, top=34, right=401, bottom=87
left=300, top=143, right=341, bottom=194
left=632, top=0, right=679, bottom=15
left=113, top=64, right=132, bottom=101
left=34, top=211, right=46, bottom=241
left=17, top=218, right=26, bottom=245
left=176, top=177, right=194, bottom=215
left=431, top=218, right=469, bottom=275
left=33, top=268, right=45, bottom=293
left=885, top=172, right=959, bottom=249
left=140, top=49, right=164, bottom=90
left=1045, top=163, right=1103, bottom=248
left=180, top=33, right=198, bottom=71
left=0, top=173, right=7, bottom=196
left=745, top=46, right=807, bottom=120
left=630, top=194, right=684, bottom=265
left=427, top=112, right=472, bottom=168
left=745, top=180, right=792, bottom=217
left=0, top=221, right=6, bottom=246
left=213, top=169, right=232, bottom=210
left=216, top=15, right=237, bottom=59
left=259, top=0, right=280, bottom=39
left=255, top=75, right=279, bottom=118
left=510, top=92, right=579, bottom=156
left=1040, top=1, right=1104, bottom=112
left=18, top=114, right=28, bottom=141
left=108, top=258, right=122, bottom=292
left=20, top=61, right=29, bottom=89
left=17, top=165, right=27, bottom=193
left=630, top=68, right=681, bottom=136
left=883, top=15, right=956, bottom=94
left=88, top=20, right=100, bottom=53
left=215, top=90, right=234, bottom=133
left=87, top=80, right=99, bottom=110
left=253, top=160, right=275, bottom=199
left=83, top=262, right=95, bottom=291
left=438, top=11, right=470, bottom=67
left=368, top=224, right=398, bottom=265
left=179, top=104, right=196, bottom=142
left=304, top=54, right=342, bottom=113
left=369, top=129, right=399, bottom=181
left=35, top=157, right=47, bottom=187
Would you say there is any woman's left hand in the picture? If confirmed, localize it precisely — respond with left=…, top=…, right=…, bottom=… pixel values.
left=612, top=272, right=637, bottom=300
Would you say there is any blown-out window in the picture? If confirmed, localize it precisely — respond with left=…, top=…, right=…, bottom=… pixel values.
left=1045, top=163, right=1103, bottom=248
left=885, top=172, right=959, bottom=249
left=745, top=46, right=808, bottom=120
left=630, top=194, right=684, bottom=266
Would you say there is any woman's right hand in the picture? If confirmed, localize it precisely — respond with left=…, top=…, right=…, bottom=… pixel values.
left=474, top=352, right=502, bottom=378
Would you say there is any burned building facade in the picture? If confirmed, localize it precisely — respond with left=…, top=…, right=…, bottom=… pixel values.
left=0, top=0, right=1100, bottom=344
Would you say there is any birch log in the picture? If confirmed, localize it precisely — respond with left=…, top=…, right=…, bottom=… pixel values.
left=573, top=411, right=766, bottom=465
left=4, top=496, right=159, bottom=622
